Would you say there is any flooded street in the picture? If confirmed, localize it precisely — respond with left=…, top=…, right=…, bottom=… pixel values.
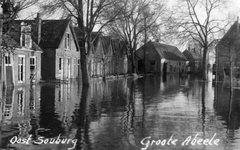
left=0, top=75, right=240, bottom=150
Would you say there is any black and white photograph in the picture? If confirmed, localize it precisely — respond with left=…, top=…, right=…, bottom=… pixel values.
left=0, top=0, right=240, bottom=149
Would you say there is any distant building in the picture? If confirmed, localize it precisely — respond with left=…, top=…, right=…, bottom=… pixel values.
left=100, top=37, right=128, bottom=77
left=136, top=41, right=187, bottom=74
left=183, top=49, right=202, bottom=73
left=74, top=29, right=128, bottom=78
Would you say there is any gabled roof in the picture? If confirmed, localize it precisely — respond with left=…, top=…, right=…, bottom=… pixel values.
left=8, top=19, right=80, bottom=50
left=73, top=27, right=82, bottom=42
left=163, top=51, right=186, bottom=61
left=216, top=21, right=240, bottom=49
left=39, top=20, right=70, bottom=48
left=2, top=34, right=42, bottom=52
left=2, top=34, right=21, bottom=48
left=2, top=21, right=42, bottom=52
left=10, top=19, right=70, bottom=48
left=183, top=49, right=201, bottom=61
left=138, top=41, right=187, bottom=61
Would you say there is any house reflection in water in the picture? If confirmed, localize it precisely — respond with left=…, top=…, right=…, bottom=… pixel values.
left=0, top=86, right=41, bottom=147
left=0, top=81, right=81, bottom=148
left=214, top=83, right=240, bottom=147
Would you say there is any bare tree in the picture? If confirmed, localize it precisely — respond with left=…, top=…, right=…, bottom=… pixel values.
left=166, top=0, right=228, bottom=80
left=102, top=0, right=165, bottom=74
left=40, top=0, right=126, bottom=86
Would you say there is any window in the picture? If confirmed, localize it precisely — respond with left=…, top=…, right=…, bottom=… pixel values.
left=18, top=55, right=25, bottom=83
left=59, top=58, right=63, bottom=70
left=20, top=22, right=32, bottom=48
left=65, top=33, right=71, bottom=50
left=30, top=57, right=35, bottom=68
left=5, top=55, right=11, bottom=66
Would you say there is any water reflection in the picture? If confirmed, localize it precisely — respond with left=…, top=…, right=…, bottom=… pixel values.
left=1, top=76, right=240, bottom=149
left=214, top=84, right=240, bottom=149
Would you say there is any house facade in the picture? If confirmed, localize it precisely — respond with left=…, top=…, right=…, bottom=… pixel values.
left=1, top=20, right=42, bottom=87
left=38, top=19, right=81, bottom=81
left=215, top=19, right=240, bottom=80
left=136, top=41, right=187, bottom=74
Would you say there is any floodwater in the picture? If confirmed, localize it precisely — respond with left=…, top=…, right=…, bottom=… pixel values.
left=0, top=74, right=240, bottom=150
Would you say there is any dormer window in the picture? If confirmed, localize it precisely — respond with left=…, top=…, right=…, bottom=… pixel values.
left=65, top=33, right=71, bottom=50
left=20, top=22, right=32, bottom=48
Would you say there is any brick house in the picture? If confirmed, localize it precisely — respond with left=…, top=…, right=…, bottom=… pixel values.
left=215, top=19, right=240, bottom=80
left=1, top=20, right=42, bottom=87
left=136, top=41, right=187, bottom=74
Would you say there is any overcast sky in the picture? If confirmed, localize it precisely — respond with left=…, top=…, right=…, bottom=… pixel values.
left=19, top=0, right=240, bottom=19
left=17, top=0, right=240, bottom=50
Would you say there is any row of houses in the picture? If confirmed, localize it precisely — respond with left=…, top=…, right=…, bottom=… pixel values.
left=0, top=13, right=207, bottom=87
left=0, top=14, right=128, bottom=87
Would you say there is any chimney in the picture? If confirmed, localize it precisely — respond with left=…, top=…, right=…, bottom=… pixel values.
left=35, top=13, right=41, bottom=44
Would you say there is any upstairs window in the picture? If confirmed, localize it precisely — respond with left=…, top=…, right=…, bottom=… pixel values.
left=65, top=33, right=71, bottom=50
left=5, top=55, right=11, bottom=66
left=20, top=22, right=32, bottom=48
